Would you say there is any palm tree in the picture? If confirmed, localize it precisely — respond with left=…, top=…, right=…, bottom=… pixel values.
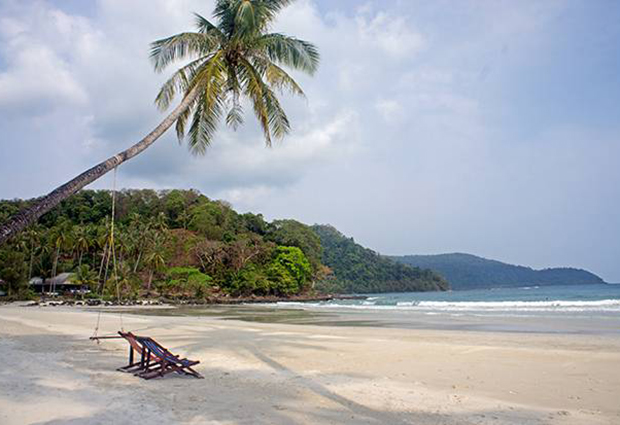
left=0, top=0, right=319, bottom=245
left=24, top=228, right=40, bottom=280
left=144, top=250, right=166, bottom=295
left=73, top=225, right=91, bottom=268
left=49, top=221, right=73, bottom=293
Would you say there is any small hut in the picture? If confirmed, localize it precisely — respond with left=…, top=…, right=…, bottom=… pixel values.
left=43, top=273, right=78, bottom=295
left=29, top=277, right=44, bottom=293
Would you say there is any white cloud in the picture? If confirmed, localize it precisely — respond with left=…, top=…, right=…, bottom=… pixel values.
left=356, top=12, right=426, bottom=58
left=0, top=9, right=91, bottom=111
left=0, top=44, right=87, bottom=110
left=375, top=99, right=404, bottom=124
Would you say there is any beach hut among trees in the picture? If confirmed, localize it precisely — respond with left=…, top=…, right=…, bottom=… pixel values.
left=36, top=273, right=88, bottom=295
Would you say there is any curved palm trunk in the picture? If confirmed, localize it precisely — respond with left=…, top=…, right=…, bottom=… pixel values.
left=0, top=88, right=198, bottom=246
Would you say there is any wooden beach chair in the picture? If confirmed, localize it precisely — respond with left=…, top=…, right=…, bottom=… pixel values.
left=117, top=331, right=155, bottom=374
left=135, top=336, right=203, bottom=380
left=118, top=332, right=203, bottom=379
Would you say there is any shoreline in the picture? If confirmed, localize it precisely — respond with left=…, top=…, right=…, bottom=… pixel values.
left=4, top=293, right=366, bottom=308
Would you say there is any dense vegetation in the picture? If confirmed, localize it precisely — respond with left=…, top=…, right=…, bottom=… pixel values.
left=392, top=253, right=605, bottom=290
left=0, top=190, right=323, bottom=300
left=0, top=190, right=448, bottom=300
left=312, top=225, right=449, bottom=293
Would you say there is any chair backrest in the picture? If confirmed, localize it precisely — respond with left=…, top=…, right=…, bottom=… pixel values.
left=138, top=337, right=188, bottom=365
left=118, top=331, right=145, bottom=355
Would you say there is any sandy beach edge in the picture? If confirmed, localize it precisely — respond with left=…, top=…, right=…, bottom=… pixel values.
left=1, top=303, right=619, bottom=425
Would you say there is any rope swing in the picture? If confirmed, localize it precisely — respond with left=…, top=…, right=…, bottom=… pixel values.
left=91, top=166, right=125, bottom=342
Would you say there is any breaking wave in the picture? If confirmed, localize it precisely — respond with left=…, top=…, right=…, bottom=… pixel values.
left=275, top=299, right=620, bottom=313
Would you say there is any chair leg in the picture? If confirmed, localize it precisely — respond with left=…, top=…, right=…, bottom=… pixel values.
left=140, top=361, right=172, bottom=380
left=118, top=363, right=142, bottom=373
left=118, top=346, right=141, bottom=372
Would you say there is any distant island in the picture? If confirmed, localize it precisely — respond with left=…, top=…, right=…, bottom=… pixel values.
left=391, top=253, right=606, bottom=290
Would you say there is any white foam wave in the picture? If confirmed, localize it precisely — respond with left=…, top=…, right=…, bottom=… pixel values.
left=274, top=299, right=620, bottom=313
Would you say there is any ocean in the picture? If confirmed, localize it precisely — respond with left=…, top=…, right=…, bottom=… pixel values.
left=279, top=284, right=620, bottom=314
left=118, top=284, right=620, bottom=335
left=270, top=284, right=620, bottom=335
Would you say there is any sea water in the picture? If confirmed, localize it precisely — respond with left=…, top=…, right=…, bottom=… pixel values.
left=279, top=284, right=620, bottom=314
left=271, top=284, right=620, bottom=334
left=120, top=284, right=620, bottom=334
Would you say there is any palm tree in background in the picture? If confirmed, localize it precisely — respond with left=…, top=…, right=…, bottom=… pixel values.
left=73, top=225, right=91, bottom=268
left=0, top=0, right=319, bottom=244
left=24, top=228, right=40, bottom=280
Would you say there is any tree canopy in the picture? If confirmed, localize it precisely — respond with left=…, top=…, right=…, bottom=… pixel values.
left=0, top=190, right=449, bottom=300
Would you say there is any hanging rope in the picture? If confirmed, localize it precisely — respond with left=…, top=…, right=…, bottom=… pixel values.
left=110, top=167, right=120, bottom=304
left=92, top=166, right=124, bottom=340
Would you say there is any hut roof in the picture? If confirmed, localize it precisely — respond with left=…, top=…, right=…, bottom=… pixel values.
left=29, top=277, right=44, bottom=285
left=46, top=273, right=77, bottom=286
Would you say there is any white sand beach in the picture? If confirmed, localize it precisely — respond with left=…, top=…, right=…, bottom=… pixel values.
left=1, top=303, right=619, bottom=425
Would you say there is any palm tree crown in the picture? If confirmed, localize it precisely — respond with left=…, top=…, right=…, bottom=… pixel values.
left=151, top=0, right=320, bottom=154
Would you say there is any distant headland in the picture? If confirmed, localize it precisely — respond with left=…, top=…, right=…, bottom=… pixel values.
left=390, top=252, right=606, bottom=290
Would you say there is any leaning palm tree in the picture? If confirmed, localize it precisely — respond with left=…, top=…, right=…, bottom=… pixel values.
left=0, top=0, right=318, bottom=245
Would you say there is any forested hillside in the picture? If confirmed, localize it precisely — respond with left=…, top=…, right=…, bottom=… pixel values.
left=312, top=225, right=449, bottom=293
left=392, top=253, right=605, bottom=290
left=0, top=190, right=321, bottom=299
left=0, top=190, right=447, bottom=300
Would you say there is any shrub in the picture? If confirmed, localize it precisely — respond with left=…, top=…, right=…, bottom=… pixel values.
left=162, top=266, right=212, bottom=298
left=266, top=247, right=312, bottom=296
left=229, top=265, right=271, bottom=296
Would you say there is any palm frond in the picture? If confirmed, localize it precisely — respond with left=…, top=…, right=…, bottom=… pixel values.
left=262, top=85, right=291, bottom=140
left=150, top=32, right=213, bottom=72
left=236, top=1, right=257, bottom=33
left=213, top=0, right=238, bottom=37
left=187, top=95, right=207, bottom=154
left=259, top=33, right=320, bottom=75
left=174, top=99, right=196, bottom=142
left=259, top=59, right=305, bottom=96
left=154, top=57, right=208, bottom=111
left=239, top=57, right=290, bottom=144
left=238, top=57, right=271, bottom=144
left=262, top=0, right=294, bottom=13
left=215, top=0, right=294, bottom=39
left=226, top=98, right=244, bottom=130
left=193, top=13, right=220, bottom=35
left=185, top=52, right=227, bottom=154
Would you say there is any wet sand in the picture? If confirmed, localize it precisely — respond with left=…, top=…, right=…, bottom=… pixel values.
left=115, top=304, right=620, bottom=335
left=1, top=303, right=619, bottom=424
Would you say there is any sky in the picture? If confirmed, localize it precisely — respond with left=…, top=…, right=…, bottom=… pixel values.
left=0, top=0, right=619, bottom=281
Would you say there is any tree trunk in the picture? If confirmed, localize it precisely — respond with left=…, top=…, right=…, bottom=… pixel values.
left=0, top=88, right=199, bottom=246
left=147, top=270, right=154, bottom=293
left=134, top=248, right=143, bottom=273
left=28, top=251, right=34, bottom=280
left=52, top=245, right=60, bottom=278
left=98, top=241, right=108, bottom=282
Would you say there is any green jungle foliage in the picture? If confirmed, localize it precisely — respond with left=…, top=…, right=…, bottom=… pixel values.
left=0, top=190, right=316, bottom=299
left=0, top=190, right=448, bottom=300
left=391, top=253, right=605, bottom=290
left=311, top=225, right=449, bottom=294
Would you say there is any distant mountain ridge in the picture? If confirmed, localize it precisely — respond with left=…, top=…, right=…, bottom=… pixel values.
left=390, top=253, right=605, bottom=290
